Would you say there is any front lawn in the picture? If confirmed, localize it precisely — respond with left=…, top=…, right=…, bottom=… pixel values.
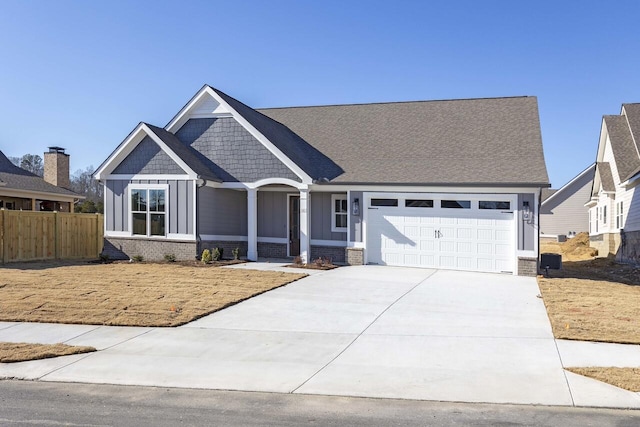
left=0, top=342, right=95, bottom=363
left=0, top=261, right=306, bottom=327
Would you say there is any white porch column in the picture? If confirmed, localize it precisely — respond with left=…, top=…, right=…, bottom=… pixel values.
left=299, top=189, right=310, bottom=263
left=247, top=188, right=258, bottom=261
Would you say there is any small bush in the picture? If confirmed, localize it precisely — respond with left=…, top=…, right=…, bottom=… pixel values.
left=292, top=256, right=303, bottom=265
left=201, top=249, right=212, bottom=264
left=99, top=252, right=110, bottom=262
left=132, top=255, right=144, bottom=262
left=164, top=254, right=176, bottom=263
left=212, top=247, right=222, bottom=261
left=232, top=247, right=240, bottom=260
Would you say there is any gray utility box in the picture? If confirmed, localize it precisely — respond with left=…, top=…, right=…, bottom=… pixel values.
left=540, top=253, right=562, bottom=270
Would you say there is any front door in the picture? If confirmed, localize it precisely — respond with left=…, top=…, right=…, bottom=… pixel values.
left=289, top=195, right=300, bottom=256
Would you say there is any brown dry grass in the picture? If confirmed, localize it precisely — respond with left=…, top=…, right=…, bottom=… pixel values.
left=0, top=261, right=306, bottom=327
left=0, top=342, right=95, bottom=363
left=566, top=367, right=640, bottom=392
left=538, top=233, right=640, bottom=344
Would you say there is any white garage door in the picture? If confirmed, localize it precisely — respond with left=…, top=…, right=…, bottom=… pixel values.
left=366, top=194, right=515, bottom=273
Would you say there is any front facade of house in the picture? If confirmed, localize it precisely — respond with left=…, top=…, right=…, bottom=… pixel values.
left=540, top=164, right=595, bottom=238
left=95, top=86, right=549, bottom=275
left=587, top=104, right=640, bottom=263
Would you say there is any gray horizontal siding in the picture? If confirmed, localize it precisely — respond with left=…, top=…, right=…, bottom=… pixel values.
left=198, top=187, right=247, bottom=236
left=541, top=174, right=592, bottom=235
left=311, top=192, right=347, bottom=241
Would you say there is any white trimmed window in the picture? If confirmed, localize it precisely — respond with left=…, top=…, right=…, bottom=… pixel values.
left=131, top=185, right=168, bottom=237
left=331, top=194, right=348, bottom=232
left=616, top=201, right=624, bottom=229
left=602, top=205, right=607, bottom=227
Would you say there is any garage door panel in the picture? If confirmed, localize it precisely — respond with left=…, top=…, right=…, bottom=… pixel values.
left=367, top=196, right=514, bottom=273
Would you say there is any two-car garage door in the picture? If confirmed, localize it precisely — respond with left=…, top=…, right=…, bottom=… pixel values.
left=366, top=194, right=515, bottom=273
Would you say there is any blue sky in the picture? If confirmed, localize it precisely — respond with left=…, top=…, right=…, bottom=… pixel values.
left=1, top=0, right=638, bottom=187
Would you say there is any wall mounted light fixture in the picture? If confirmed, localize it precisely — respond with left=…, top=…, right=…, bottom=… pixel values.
left=352, top=198, right=360, bottom=216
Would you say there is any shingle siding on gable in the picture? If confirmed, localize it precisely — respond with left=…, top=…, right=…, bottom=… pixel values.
left=175, top=118, right=301, bottom=183
left=113, top=136, right=186, bottom=175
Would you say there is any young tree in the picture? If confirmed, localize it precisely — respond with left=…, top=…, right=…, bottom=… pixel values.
left=70, top=166, right=104, bottom=213
left=19, top=154, right=44, bottom=176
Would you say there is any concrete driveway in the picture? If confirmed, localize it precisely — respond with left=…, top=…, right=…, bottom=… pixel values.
left=1, top=265, right=639, bottom=407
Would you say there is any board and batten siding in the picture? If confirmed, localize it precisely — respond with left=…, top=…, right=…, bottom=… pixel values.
left=540, top=171, right=593, bottom=236
left=257, top=192, right=287, bottom=238
left=198, top=187, right=247, bottom=236
left=104, top=179, right=194, bottom=236
left=311, top=192, right=347, bottom=242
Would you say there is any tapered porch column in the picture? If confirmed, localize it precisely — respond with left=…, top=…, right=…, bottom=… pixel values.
left=299, top=189, right=310, bottom=263
left=247, top=188, right=258, bottom=261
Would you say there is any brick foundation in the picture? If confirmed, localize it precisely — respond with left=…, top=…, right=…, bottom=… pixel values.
left=619, top=230, right=640, bottom=265
left=103, top=237, right=197, bottom=261
left=345, top=247, right=364, bottom=266
left=257, top=242, right=288, bottom=258
left=517, top=257, right=538, bottom=276
left=310, top=245, right=346, bottom=264
left=589, top=232, right=620, bottom=258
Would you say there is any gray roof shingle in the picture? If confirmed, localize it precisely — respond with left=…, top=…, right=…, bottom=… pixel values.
left=258, top=96, right=549, bottom=186
left=595, top=162, right=615, bottom=192
left=604, top=115, right=640, bottom=182
left=0, top=151, right=80, bottom=198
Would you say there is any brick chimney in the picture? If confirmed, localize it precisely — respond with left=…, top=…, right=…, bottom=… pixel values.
left=44, top=146, right=70, bottom=189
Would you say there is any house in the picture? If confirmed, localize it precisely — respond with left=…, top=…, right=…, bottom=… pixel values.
left=0, top=147, right=81, bottom=211
left=94, top=85, right=550, bottom=275
left=587, top=104, right=640, bottom=263
left=540, top=163, right=595, bottom=238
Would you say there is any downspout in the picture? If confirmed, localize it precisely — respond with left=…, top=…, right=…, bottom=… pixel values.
left=195, top=178, right=207, bottom=254
left=537, top=187, right=542, bottom=271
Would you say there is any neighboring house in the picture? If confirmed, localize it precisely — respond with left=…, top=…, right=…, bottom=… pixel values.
left=95, top=85, right=550, bottom=275
left=0, top=147, right=81, bottom=212
left=540, top=163, right=595, bottom=238
left=587, top=104, right=640, bottom=264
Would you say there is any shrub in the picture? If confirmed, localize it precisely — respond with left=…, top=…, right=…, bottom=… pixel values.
left=212, top=247, right=222, bottom=261
left=232, top=247, right=240, bottom=260
left=99, top=252, right=110, bottom=263
left=201, top=249, right=212, bottom=264
left=292, top=255, right=303, bottom=265
left=132, top=255, right=144, bottom=262
left=164, top=253, right=176, bottom=263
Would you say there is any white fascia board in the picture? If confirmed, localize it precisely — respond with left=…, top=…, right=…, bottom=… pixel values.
left=309, top=184, right=541, bottom=194
left=542, top=163, right=596, bottom=207
left=105, top=174, right=193, bottom=181
left=595, top=119, right=608, bottom=163
left=165, top=86, right=312, bottom=184
left=94, top=123, right=198, bottom=180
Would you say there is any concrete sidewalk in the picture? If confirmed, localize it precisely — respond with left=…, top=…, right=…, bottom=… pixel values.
left=1, top=266, right=639, bottom=409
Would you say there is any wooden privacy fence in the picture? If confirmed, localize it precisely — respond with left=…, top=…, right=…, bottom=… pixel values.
left=0, top=209, right=104, bottom=263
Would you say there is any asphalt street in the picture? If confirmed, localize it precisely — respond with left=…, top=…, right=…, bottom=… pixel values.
left=0, top=381, right=639, bottom=427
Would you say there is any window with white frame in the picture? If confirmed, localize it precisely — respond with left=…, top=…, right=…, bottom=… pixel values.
left=331, top=194, right=348, bottom=232
left=131, top=187, right=167, bottom=237
left=603, top=205, right=607, bottom=226
left=616, top=201, right=624, bottom=229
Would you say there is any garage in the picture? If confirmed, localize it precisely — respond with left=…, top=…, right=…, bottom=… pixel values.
left=365, top=193, right=516, bottom=273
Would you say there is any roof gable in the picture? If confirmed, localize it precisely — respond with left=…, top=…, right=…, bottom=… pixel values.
left=542, top=163, right=595, bottom=207
left=94, top=123, right=218, bottom=181
left=602, top=115, right=640, bottom=182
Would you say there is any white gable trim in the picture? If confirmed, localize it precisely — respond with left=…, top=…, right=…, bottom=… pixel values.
left=542, top=163, right=595, bottom=207
left=94, top=123, right=198, bottom=180
left=165, top=86, right=313, bottom=184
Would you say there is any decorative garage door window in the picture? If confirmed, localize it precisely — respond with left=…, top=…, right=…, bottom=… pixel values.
left=131, top=188, right=166, bottom=236
left=479, top=201, right=511, bottom=210
left=405, top=199, right=434, bottom=208
left=371, top=198, right=399, bottom=207
left=441, top=200, right=471, bottom=209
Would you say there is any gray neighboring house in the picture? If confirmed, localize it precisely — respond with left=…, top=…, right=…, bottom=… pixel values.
left=94, top=85, right=550, bottom=275
left=540, top=164, right=595, bottom=238
left=587, top=103, right=640, bottom=263
left=0, top=147, right=81, bottom=211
